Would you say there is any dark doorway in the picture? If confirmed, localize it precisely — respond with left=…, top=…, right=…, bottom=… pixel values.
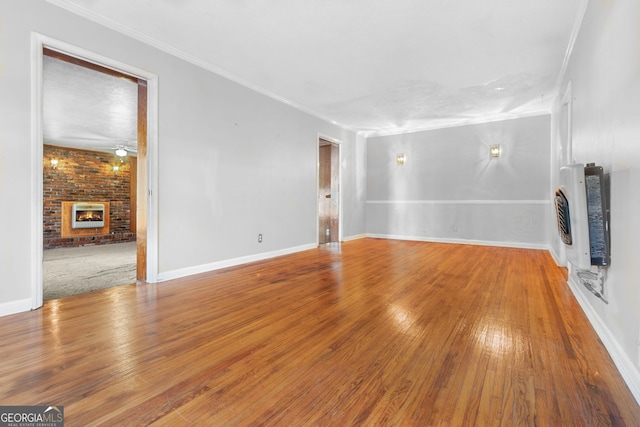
left=318, top=139, right=340, bottom=244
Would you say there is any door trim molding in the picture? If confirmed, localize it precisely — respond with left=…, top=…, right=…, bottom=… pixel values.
left=31, top=33, right=159, bottom=309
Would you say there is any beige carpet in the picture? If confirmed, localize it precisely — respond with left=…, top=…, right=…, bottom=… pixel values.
left=43, top=242, right=137, bottom=300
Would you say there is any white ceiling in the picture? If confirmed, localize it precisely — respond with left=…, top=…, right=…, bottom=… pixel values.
left=44, top=0, right=585, bottom=150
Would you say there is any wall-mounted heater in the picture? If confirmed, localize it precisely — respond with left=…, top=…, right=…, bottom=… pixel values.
left=72, top=203, right=105, bottom=229
left=555, top=163, right=610, bottom=269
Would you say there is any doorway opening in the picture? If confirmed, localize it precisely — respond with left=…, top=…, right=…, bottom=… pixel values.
left=42, top=49, right=146, bottom=300
left=318, top=138, right=340, bottom=245
left=32, top=35, right=158, bottom=307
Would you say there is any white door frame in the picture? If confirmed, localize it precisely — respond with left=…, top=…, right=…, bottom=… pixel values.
left=31, top=33, right=159, bottom=309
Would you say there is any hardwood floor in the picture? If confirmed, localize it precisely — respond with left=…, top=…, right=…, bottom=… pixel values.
left=1, top=239, right=639, bottom=425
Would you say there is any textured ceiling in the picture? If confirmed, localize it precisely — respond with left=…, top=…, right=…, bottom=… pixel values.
left=44, top=0, right=585, bottom=146
left=43, top=55, right=138, bottom=154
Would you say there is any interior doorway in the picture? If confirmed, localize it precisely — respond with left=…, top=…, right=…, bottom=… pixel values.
left=318, top=138, right=340, bottom=244
left=33, top=39, right=152, bottom=300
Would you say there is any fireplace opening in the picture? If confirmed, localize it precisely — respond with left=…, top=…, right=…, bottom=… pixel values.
left=72, top=203, right=105, bottom=229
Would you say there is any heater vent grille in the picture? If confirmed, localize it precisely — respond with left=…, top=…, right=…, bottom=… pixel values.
left=554, top=189, right=572, bottom=246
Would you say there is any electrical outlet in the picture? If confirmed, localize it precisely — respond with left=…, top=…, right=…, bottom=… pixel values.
left=258, top=233, right=262, bottom=243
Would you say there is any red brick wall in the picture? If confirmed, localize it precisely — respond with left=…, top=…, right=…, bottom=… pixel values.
left=43, top=145, right=136, bottom=249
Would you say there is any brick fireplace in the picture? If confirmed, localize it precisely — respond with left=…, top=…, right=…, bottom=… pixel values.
left=43, top=145, right=137, bottom=249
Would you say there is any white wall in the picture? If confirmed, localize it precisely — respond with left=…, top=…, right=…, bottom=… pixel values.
left=552, top=0, right=640, bottom=400
left=366, top=115, right=551, bottom=248
left=0, top=1, right=365, bottom=315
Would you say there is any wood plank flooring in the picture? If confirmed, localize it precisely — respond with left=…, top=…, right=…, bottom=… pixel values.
left=1, top=239, right=639, bottom=425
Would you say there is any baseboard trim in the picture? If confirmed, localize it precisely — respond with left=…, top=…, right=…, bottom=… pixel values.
left=0, top=298, right=34, bottom=317
left=157, top=243, right=318, bottom=282
left=342, top=234, right=367, bottom=242
left=547, top=245, right=564, bottom=266
left=366, top=233, right=550, bottom=251
left=567, top=275, right=640, bottom=405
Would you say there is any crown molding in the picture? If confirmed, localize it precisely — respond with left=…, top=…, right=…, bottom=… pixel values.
left=361, top=109, right=551, bottom=137
left=554, top=0, right=590, bottom=96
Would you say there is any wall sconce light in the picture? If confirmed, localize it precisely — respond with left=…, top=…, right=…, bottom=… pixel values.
left=113, top=164, right=120, bottom=173
left=489, top=144, right=502, bottom=158
left=50, top=159, right=59, bottom=169
left=396, top=153, right=407, bottom=165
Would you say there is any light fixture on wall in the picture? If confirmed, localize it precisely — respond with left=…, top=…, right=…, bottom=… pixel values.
left=50, top=159, right=59, bottom=169
left=115, top=148, right=127, bottom=157
left=489, top=144, right=502, bottom=158
left=396, top=153, right=407, bottom=165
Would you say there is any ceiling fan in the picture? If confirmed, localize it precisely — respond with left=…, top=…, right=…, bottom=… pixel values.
left=87, top=139, right=138, bottom=157
left=112, top=144, right=137, bottom=157
left=87, top=142, right=138, bottom=158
